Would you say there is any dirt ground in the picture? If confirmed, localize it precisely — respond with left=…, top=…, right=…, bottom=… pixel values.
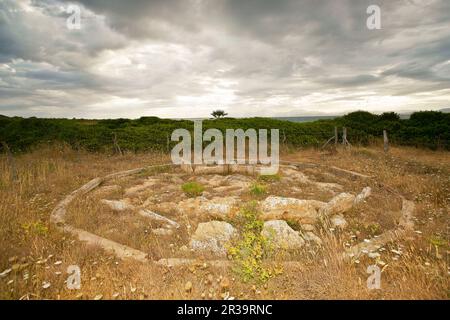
left=0, top=145, right=448, bottom=299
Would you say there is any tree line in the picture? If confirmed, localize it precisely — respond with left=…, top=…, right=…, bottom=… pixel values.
left=0, top=110, right=449, bottom=153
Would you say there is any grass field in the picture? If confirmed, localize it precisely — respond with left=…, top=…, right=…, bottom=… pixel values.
left=0, top=145, right=448, bottom=300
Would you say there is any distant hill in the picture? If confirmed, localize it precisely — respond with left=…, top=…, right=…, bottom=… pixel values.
left=440, top=108, right=450, bottom=113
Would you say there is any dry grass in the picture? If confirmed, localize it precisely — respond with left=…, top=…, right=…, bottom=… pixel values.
left=0, top=144, right=448, bottom=300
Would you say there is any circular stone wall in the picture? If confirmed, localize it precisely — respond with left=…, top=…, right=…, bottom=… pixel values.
left=53, top=162, right=414, bottom=266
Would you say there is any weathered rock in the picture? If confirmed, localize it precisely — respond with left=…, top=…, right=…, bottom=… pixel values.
left=101, top=199, right=135, bottom=211
left=189, top=221, right=237, bottom=256
left=302, top=231, right=322, bottom=245
left=139, top=209, right=180, bottom=229
left=214, top=185, right=244, bottom=194
left=178, top=197, right=238, bottom=219
left=315, top=182, right=343, bottom=192
left=280, top=168, right=310, bottom=184
left=261, top=220, right=305, bottom=250
left=261, top=196, right=325, bottom=224
left=152, top=228, right=174, bottom=236
left=399, top=199, right=415, bottom=230
left=354, top=187, right=372, bottom=204
left=330, top=214, right=348, bottom=229
left=177, top=197, right=208, bottom=215
left=321, top=193, right=355, bottom=216
left=199, top=197, right=238, bottom=219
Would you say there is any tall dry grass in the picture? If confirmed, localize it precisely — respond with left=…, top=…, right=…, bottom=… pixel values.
left=0, top=144, right=448, bottom=299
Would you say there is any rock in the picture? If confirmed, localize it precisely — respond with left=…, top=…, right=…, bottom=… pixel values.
left=321, top=193, right=355, bottom=216
left=152, top=228, right=174, bottom=236
left=189, top=221, right=237, bottom=256
left=302, top=231, right=322, bottom=245
left=261, top=196, right=325, bottom=224
left=101, top=199, right=134, bottom=211
left=315, top=182, right=343, bottom=192
left=184, top=281, right=193, bottom=292
left=178, top=197, right=238, bottom=219
left=330, top=214, right=348, bottom=229
left=199, top=197, right=238, bottom=219
left=280, top=168, right=310, bottom=184
left=354, top=187, right=372, bottom=204
left=261, top=220, right=305, bottom=250
left=214, top=185, right=244, bottom=194
left=399, top=199, right=415, bottom=230
left=139, top=209, right=180, bottom=229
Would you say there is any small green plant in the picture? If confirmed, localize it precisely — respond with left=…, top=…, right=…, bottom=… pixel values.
left=249, top=183, right=267, bottom=196
left=228, top=202, right=278, bottom=283
left=366, top=223, right=382, bottom=236
left=429, top=235, right=448, bottom=248
left=22, top=221, right=48, bottom=236
left=182, top=182, right=204, bottom=197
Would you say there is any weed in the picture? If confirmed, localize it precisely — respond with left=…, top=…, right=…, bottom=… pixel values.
left=228, top=202, right=276, bottom=283
left=429, top=235, right=448, bottom=248
left=249, top=183, right=267, bottom=197
left=181, top=181, right=204, bottom=197
left=22, top=221, right=48, bottom=236
left=366, top=223, right=382, bottom=236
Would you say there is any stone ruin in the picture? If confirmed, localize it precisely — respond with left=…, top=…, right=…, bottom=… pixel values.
left=51, top=162, right=415, bottom=267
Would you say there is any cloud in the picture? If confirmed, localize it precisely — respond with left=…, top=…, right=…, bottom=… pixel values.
left=0, top=0, right=449, bottom=118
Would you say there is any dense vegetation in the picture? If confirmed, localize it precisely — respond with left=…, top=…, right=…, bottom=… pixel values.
left=0, top=111, right=449, bottom=153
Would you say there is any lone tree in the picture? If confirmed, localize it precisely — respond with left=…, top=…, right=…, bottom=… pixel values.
left=211, top=110, right=228, bottom=119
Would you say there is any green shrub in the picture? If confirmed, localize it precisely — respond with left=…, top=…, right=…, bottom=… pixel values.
left=228, top=202, right=281, bottom=283
left=249, top=183, right=267, bottom=196
left=181, top=182, right=204, bottom=197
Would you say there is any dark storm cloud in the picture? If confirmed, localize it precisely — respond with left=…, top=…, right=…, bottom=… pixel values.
left=0, top=0, right=449, bottom=117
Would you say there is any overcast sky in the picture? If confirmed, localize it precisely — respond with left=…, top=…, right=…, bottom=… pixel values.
left=0, top=0, right=449, bottom=119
